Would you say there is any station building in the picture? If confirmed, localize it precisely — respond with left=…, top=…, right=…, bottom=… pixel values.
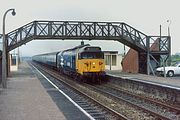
left=9, top=53, right=19, bottom=71
left=103, top=51, right=123, bottom=71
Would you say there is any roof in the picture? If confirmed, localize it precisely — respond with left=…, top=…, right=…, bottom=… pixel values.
left=63, top=44, right=90, bottom=52
left=103, top=51, right=118, bottom=54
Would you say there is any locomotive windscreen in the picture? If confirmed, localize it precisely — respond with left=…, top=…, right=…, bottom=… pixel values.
left=79, top=52, right=104, bottom=59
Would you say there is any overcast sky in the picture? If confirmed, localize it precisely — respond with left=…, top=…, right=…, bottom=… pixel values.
left=0, top=0, right=179, bottom=56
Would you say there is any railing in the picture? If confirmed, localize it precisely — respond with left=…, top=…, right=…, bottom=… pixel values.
left=6, top=21, right=151, bottom=52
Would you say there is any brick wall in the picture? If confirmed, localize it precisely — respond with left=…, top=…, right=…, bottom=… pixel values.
left=122, top=49, right=139, bottom=73
left=122, top=38, right=160, bottom=74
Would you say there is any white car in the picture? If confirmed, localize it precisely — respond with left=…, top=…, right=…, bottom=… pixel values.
left=156, top=62, right=180, bottom=77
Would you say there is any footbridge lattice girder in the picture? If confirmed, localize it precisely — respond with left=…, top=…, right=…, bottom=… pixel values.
left=0, top=20, right=171, bottom=74
left=6, top=21, right=149, bottom=52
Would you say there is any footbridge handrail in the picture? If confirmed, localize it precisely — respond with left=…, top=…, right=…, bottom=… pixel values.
left=6, top=21, right=150, bottom=52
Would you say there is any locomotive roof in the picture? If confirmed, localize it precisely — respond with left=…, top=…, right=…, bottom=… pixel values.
left=63, top=44, right=90, bottom=52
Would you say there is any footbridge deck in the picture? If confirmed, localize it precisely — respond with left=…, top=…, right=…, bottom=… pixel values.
left=0, top=21, right=171, bottom=74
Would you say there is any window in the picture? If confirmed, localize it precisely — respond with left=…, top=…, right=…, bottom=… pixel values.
left=112, top=55, right=117, bottom=66
left=80, top=52, right=104, bottom=59
left=105, top=55, right=111, bottom=65
left=11, top=56, right=16, bottom=65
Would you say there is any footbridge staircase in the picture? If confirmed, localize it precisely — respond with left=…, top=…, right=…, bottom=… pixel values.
left=0, top=21, right=171, bottom=75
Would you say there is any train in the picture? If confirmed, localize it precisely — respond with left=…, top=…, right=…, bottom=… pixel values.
left=32, top=44, right=106, bottom=83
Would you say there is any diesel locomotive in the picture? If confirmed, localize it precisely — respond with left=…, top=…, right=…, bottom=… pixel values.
left=32, top=44, right=106, bottom=83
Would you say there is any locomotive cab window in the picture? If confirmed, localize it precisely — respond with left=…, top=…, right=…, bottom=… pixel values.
left=79, top=52, right=104, bottom=59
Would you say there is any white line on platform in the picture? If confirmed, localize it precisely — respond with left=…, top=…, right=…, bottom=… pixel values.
left=31, top=64, right=95, bottom=120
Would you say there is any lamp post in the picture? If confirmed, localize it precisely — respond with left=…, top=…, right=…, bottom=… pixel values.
left=2, top=9, right=16, bottom=88
left=167, top=20, right=171, bottom=36
left=167, top=20, right=172, bottom=66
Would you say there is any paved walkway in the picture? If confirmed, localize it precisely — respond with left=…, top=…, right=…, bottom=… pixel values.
left=106, top=70, right=180, bottom=88
left=0, top=62, right=66, bottom=120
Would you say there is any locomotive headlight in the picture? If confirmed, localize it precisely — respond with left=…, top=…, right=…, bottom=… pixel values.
left=93, top=62, right=95, bottom=65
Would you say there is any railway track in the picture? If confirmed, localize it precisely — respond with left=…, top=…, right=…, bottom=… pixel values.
left=31, top=62, right=180, bottom=120
left=108, top=75, right=180, bottom=107
left=30, top=62, right=129, bottom=120
left=104, top=83, right=180, bottom=113
left=83, top=83, right=180, bottom=120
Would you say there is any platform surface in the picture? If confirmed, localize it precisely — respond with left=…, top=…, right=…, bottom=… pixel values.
left=106, top=70, right=180, bottom=88
left=0, top=62, right=66, bottom=120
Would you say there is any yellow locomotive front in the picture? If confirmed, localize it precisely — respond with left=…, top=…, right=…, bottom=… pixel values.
left=76, top=46, right=106, bottom=82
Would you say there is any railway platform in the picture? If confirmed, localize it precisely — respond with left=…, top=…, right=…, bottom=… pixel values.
left=106, top=70, right=180, bottom=88
left=0, top=62, right=67, bottom=120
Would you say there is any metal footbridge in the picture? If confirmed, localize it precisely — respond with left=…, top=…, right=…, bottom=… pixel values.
left=0, top=21, right=171, bottom=74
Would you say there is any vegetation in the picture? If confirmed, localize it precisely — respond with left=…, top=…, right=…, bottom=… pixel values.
left=171, top=54, right=180, bottom=64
